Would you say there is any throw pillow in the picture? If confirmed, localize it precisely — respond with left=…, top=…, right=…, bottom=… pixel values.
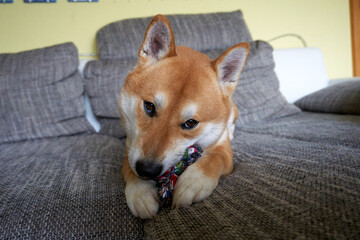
left=0, top=42, right=93, bottom=143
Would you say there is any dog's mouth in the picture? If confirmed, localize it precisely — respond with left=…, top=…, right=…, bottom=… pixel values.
left=138, top=176, right=153, bottom=181
left=130, top=145, right=190, bottom=181
left=134, top=170, right=160, bottom=181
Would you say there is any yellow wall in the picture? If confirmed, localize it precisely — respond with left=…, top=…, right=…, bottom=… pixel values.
left=0, top=0, right=352, bottom=79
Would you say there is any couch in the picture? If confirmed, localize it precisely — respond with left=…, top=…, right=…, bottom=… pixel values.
left=1, top=10, right=359, bottom=239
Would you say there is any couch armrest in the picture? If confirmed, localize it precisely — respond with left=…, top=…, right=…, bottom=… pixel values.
left=295, top=80, right=360, bottom=115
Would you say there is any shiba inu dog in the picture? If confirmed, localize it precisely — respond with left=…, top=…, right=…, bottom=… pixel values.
left=119, top=14, right=249, bottom=219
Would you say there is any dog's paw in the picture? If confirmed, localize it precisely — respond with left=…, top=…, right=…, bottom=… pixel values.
left=125, top=179, right=159, bottom=219
left=172, top=164, right=218, bottom=209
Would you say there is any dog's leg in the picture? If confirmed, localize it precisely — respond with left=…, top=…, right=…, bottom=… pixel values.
left=172, top=132, right=233, bottom=208
left=122, top=156, right=159, bottom=219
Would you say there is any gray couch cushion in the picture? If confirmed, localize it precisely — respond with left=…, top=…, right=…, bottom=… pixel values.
left=0, top=135, right=143, bottom=239
left=2, top=114, right=359, bottom=239
left=96, top=10, right=252, bottom=60
left=144, top=112, right=360, bottom=239
left=84, top=59, right=137, bottom=118
left=0, top=43, right=93, bottom=143
left=98, top=118, right=127, bottom=139
left=295, top=80, right=360, bottom=115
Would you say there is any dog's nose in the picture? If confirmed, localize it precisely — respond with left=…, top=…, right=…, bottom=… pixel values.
left=135, top=160, right=163, bottom=180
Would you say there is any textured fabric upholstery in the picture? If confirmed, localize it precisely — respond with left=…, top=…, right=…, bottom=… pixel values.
left=1, top=114, right=359, bottom=239
left=0, top=43, right=93, bottom=143
left=96, top=10, right=252, bottom=60
left=84, top=59, right=137, bottom=118
left=295, top=80, right=360, bottom=115
left=144, top=112, right=360, bottom=239
left=0, top=135, right=143, bottom=239
left=98, top=118, right=126, bottom=139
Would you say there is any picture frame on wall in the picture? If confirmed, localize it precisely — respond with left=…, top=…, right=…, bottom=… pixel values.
left=24, top=0, right=56, bottom=3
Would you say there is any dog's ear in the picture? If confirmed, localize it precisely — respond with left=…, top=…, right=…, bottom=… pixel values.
left=138, top=14, right=176, bottom=66
left=212, top=42, right=250, bottom=95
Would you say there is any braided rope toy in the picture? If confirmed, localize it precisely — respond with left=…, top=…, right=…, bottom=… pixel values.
left=155, top=145, right=203, bottom=208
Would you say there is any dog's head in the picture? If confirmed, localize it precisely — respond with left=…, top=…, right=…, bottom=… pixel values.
left=119, top=15, right=249, bottom=180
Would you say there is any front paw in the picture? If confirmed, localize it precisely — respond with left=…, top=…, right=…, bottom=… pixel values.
left=172, top=164, right=218, bottom=209
left=125, top=178, right=159, bottom=219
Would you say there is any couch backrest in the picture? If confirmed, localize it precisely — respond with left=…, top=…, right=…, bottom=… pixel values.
left=96, top=10, right=252, bottom=60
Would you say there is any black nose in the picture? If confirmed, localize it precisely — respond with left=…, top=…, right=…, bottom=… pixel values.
left=135, top=160, right=163, bottom=180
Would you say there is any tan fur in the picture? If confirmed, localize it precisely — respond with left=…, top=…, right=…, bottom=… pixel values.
left=124, top=47, right=230, bottom=158
left=119, top=14, right=249, bottom=218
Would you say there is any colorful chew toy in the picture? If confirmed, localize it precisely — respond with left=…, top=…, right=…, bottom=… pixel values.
left=155, top=145, right=203, bottom=208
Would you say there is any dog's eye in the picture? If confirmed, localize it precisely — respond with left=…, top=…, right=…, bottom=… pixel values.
left=182, top=119, right=199, bottom=130
left=144, top=101, right=156, bottom=117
